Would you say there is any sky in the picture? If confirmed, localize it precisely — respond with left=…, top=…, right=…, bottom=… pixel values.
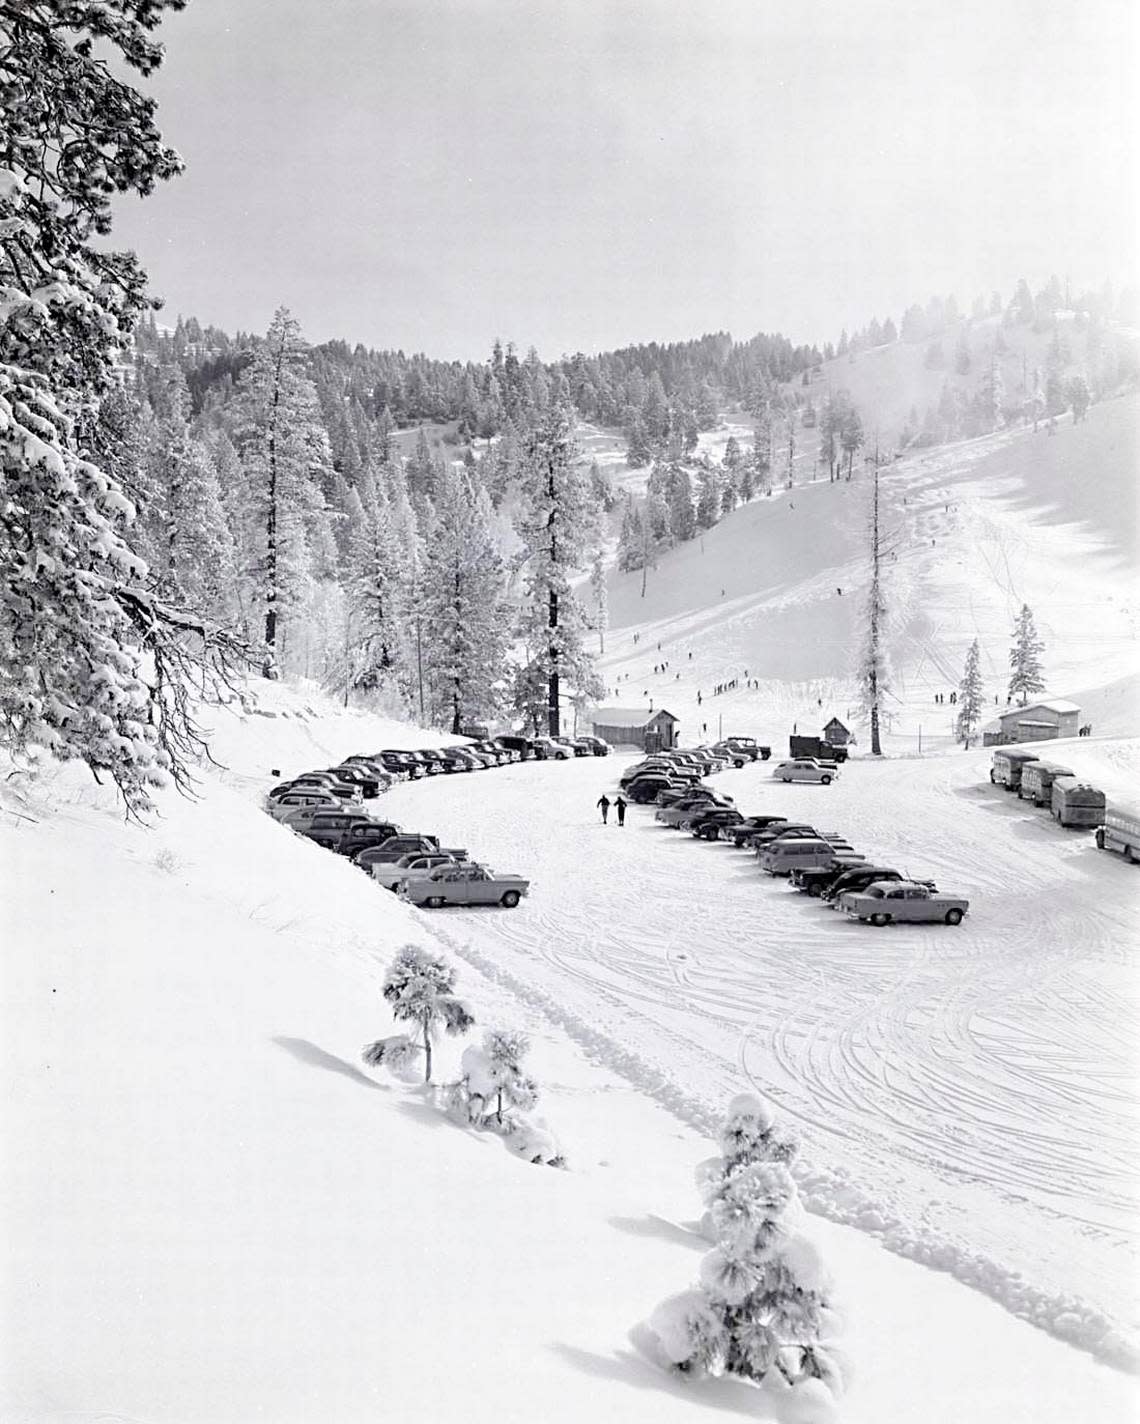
left=111, top=0, right=1139, bottom=361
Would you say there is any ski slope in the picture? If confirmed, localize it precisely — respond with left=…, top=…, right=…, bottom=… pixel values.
left=596, top=393, right=1139, bottom=757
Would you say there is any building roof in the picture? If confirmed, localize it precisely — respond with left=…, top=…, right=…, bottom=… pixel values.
left=591, top=707, right=678, bottom=728
left=1000, top=699, right=1080, bottom=719
left=823, top=717, right=849, bottom=732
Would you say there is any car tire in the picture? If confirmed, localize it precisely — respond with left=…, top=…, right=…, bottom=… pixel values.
left=1095, top=828, right=1106, bottom=850
left=807, top=883, right=822, bottom=897
left=821, top=774, right=832, bottom=785
left=501, top=890, right=521, bottom=908
left=870, top=912, right=890, bottom=927
left=426, top=896, right=444, bottom=909
left=945, top=908, right=964, bottom=925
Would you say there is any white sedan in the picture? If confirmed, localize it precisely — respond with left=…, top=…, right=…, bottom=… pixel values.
left=773, top=759, right=839, bottom=785
left=372, top=851, right=459, bottom=890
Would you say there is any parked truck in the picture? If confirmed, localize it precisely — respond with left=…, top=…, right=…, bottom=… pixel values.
left=789, top=735, right=848, bottom=764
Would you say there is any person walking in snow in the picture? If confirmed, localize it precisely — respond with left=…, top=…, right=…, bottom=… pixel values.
left=597, top=795, right=610, bottom=825
left=615, top=795, right=627, bottom=826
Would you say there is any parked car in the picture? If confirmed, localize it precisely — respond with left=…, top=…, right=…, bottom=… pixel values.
left=328, top=765, right=382, bottom=797
left=337, top=819, right=409, bottom=858
left=576, top=735, right=610, bottom=756
left=371, top=851, right=461, bottom=890
left=553, top=736, right=590, bottom=757
left=759, top=837, right=857, bottom=876
left=749, top=820, right=824, bottom=848
left=282, top=804, right=384, bottom=835
left=774, top=759, right=837, bottom=785
left=379, top=750, right=424, bottom=778
left=438, top=747, right=478, bottom=772
left=298, top=811, right=379, bottom=852
left=266, top=788, right=340, bottom=819
left=723, top=735, right=771, bottom=762
left=689, top=808, right=746, bottom=839
left=789, top=735, right=848, bottom=764
left=656, top=794, right=733, bottom=827
left=840, top=881, right=969, bottom=925
left=730, top=815, right=793, bottom=846
left=353, top=834, right=467, bottom=872
left=822, top=865, right=935, bottom=904
left=792, top=859, right=877, bottom=897
left=532, top=736, right=573, bottom=760
left=403, top=863, right=530, bottom=909
left=625, top=775, right=685, bottom=804
left=416, top=749, right=451, bottom=775
left=468, top=739, right=511, bottom=765
left=494, top=735, right=534, bottom=760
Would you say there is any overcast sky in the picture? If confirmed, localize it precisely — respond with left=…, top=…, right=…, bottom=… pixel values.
left=112, top=0, right=1138, bottom=360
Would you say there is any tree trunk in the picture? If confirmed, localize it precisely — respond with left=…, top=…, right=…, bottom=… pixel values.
left=263, top=334, right=285, bottom=671
left=422, top=1019, right=432, bottom=1083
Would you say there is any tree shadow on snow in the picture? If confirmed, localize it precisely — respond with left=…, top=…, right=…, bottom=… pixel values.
left=608, top=1214, right=707, bottom=1251
left=549, top=1334, right=776, bottom=1418
left=272, top=1036, right=387, bottom=1091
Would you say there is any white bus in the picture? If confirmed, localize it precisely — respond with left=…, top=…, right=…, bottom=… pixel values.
left=1097, top=804, right=1140, bottom=863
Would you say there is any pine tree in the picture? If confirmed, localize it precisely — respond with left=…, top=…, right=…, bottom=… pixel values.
left=1008, top=605, right=1045, bottom=705
left=234, top=308, right=334, bottom=677
left=647, top=1095, right=847, bottom=1406
left=666, top=465, right=696, bottom=542
left=589, top=549, right=608, bottom=653
left=857, top=461, right=889, bottom=754
left=362, top=946, right=474, bottom=1084
left=695, top=464, right=721, bottom=530
left=956, top=638, right=985, bottom=747
left=456, top=1030, right=539, bottom=1126
left=421, top=466, right=507, bottom=733
left=342, top=471, right=404, bottom=699
left=0, top=0, right=246, bottom=814
left=1067, top=374, right=1091, bottom=422
left=514, top=409, right=603, bottom=734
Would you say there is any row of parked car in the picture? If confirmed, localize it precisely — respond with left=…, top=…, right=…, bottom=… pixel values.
left=629, top=756, right=970, bottom=926
left=989, top=748, right=1140, bottom=863
left=264, top=744, right=539, bottom=907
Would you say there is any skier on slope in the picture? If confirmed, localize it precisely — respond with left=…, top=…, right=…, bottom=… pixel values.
left=614, top=795, right=627, bottom=826
left=597, top=795, right=610, bottom=825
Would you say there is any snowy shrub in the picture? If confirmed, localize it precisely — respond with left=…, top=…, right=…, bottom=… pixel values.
left=440, top=1028, right=564, bottom=1166
left=361, top=1033, right=424, bottom=1084
left=644, top=1093, right=847, bottom=1410
left=362, top=945, right=474, bottom=1084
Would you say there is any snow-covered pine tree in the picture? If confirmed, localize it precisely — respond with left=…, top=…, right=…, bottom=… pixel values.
left=234, top=308, right=334, bottom=677
left=145, top=370, right=237, bottom=621
left=455, top=1030, right=538, bottom=1126
left=695, top=463, right=721, bottom=530
left=856, top=460, right=889, bottom=754
left=363, top=945, right=475, bottom=1084
left=955, top=638, right=985, bottom=747
left=421, top=465, right=508, bottom=733
left=666, top=464, right=696, bottom=542
left=616, top=499, right=647, bottom=572
left=514, top=408, right=603, bottom=735
left=647, top=1094, right=848, bottom=1413
left=341, top=470, right=404, bottom=700
left=1008, top=604, right=1045, bottom=706
left=0, top=0, right=248, bottom=814
left=589, top=549, right=608, bottom=653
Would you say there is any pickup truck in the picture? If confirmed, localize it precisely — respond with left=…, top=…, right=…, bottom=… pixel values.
left=840, top=881, right=968, bottom=926
left=403, top=863, right=530, bottom=909
left=789, top=735, right=848, bottom=764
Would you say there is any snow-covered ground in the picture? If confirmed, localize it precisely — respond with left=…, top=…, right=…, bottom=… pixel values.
left=4, top=687, right=1137, bottom=1422
left=4, top=397, right=1139, bottom=1420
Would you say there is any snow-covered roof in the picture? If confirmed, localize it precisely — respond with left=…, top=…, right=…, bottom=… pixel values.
left=1002, top=700, right=1080, bottom=719
left=591, top=707, right=678, bottom=727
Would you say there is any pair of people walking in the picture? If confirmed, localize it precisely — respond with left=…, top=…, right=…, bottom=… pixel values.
left=597, top=794, right=626, bottom=826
